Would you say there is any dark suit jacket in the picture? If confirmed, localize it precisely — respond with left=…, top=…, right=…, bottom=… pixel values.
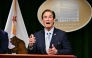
left=0, top=29, right=9, bottom=54
left=28, top=28, right=72, bottom=54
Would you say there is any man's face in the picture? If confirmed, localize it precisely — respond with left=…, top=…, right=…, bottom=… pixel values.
left=42, top=11, right=55, bottom=28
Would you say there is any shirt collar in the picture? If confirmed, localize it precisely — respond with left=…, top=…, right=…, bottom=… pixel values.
left=44, top=27, right=54, bottom=35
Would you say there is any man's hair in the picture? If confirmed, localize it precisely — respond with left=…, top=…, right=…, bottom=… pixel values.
left=41, top=9, right=56, bottom=19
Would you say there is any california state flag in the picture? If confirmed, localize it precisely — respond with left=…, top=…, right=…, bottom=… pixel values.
left=4, top=0, right=28, bottom=53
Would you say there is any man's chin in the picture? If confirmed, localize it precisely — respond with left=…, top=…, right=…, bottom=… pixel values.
left=45, top=26, right=50, bottom=28
left=45, top=26, right=52, bottom=29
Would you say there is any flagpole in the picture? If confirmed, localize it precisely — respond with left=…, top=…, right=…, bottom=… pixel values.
left=12, top=0, right=17, bottom=35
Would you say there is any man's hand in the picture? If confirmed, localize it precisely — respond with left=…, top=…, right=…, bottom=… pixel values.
left=47, top=44, right=57, bottom=55
left=29, top=34, right=36, bottom=47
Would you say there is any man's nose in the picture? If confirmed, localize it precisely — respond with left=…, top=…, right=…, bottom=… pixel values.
left=46, top=17, right=49, bottom=20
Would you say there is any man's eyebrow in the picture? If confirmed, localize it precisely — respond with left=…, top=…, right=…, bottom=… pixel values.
left=49, top=15, right=53, bottom=17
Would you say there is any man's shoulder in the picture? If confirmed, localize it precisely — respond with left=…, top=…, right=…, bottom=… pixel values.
left=55, top=28, right=66, bottom=33
left=0, top=29, right=7, bottom=35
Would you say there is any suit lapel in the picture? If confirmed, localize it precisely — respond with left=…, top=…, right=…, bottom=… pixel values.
left=41, top=30, right=46, bottom=53
left=49, top=28, right=57, bottom=48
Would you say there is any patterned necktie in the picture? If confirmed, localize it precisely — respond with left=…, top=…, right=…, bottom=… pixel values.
left=46, top=33, right=51, bottom=53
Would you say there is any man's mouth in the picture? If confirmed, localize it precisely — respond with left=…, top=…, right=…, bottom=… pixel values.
left=46, top=22, right=50, bottom=24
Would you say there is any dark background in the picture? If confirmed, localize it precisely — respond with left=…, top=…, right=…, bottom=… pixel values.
left=0, top=0, right=92, bottom=58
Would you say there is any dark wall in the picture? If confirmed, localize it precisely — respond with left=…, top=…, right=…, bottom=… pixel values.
left=0, top=0, right=92, bottom=58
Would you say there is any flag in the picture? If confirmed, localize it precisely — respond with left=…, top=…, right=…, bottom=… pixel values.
left=4, top=0, right=29, bottom=53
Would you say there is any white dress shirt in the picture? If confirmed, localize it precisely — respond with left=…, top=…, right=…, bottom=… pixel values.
left=44, top=27, right=54, bottom=53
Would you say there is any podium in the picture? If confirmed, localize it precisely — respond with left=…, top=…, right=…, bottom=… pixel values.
left=0, top=54, right=75, bottom=58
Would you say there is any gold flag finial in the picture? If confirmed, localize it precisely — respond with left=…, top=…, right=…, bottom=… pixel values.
left=14, top=0, right=17, bottom=16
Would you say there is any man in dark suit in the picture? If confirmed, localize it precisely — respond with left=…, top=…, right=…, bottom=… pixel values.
left=0, top=29, right=9, bottom=54
left=28, top=9, right=72, bottom=55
